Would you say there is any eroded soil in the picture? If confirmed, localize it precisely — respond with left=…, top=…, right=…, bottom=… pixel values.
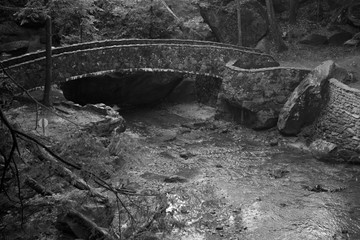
left=115, top=103, right=360, bottom=239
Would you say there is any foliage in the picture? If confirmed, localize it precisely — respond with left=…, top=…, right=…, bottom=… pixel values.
left=14, top=0, right=47, bottom=26
left=13, top=0, right=182, bottom=43
left=48, top=0, right=100, bottom=43
left=15, top=0, right=100, bottom=43
left=96, top=0, right=180, bottom=39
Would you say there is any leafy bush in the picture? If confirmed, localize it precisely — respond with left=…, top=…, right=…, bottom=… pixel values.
left=15, top=0, right=100, bottom=43
left=96, top=0, right=180, bottom=39
left=14, top=0, right=181, bottom=44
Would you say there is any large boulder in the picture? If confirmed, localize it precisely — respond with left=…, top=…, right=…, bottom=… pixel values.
left=199, top=0, right=268, bottom=47
left=277, top=60, right=350, bottom=135
left=216, top=64, right=310, bottom=129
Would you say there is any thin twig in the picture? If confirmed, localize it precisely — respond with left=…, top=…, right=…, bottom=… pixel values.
left=0, top=109, right=24, bottom=223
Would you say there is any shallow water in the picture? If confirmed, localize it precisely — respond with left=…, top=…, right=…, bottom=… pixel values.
left=119, top=103, right=360, bottom=240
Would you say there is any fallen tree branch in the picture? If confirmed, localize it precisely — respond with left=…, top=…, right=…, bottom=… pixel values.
left=53, top=163, right=109, bottom=204
left=129, top=195, right=168, bottom=240
left=0, top=108, right=24, bottom=222
left=63, top=208, right=115, bottom=240
left=25, top=175, right=53, bottom=196
left=21, top=140, right=109, bottom=204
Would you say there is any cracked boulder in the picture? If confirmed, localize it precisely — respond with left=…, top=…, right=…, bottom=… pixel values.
left=277, top=60, right=351, bottom=135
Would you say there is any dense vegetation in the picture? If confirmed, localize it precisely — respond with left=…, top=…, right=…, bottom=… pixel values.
left=9, top=0, right=196, bottom=44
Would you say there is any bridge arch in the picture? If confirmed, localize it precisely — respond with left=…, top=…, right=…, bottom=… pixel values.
left=60, top=68, right=223, bottom=107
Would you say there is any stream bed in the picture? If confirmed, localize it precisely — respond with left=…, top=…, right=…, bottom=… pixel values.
left=116, top=103, right=360, bottom=240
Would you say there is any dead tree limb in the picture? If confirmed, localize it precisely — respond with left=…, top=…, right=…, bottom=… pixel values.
left=25, top=175, right=53, bottom=196
left=64, top=209, right=115, bottom=240
left=0, top=108, right=24, bottom=222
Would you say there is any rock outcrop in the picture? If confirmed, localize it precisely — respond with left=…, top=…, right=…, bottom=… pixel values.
left=199, top=0, right=268, bottom=47
left=277, top=60, right=351, bottom=135
left=216, top=63, right=310, bottom=129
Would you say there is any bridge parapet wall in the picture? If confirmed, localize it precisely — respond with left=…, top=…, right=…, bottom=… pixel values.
left=1, top=40, right=276, bottom=89
left=313, top=79, right=360, bottom=152
left=2, top=39, right=263, bottom=67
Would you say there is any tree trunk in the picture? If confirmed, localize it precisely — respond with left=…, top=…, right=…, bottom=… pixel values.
left=43, top=16, right=52, bottom=106
left=265, top=0, right=288, bottom=52
left=159, top=0, right=180, bottom=22
left=317, top=0, right=323, bottom=22
left=149, top=2, right=153, bottom=38
left=80, top=19, right=83, bottom=43
left=236, top=0, right=242, bottom=46
left=289, top=0, right=299, bottom=24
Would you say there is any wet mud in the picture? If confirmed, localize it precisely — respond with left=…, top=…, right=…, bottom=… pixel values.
left=116, top=103, right=360, bottom=240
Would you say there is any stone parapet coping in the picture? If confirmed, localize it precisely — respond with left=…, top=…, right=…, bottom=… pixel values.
left=4, top=44, right=275, bottom=69
left=329, top=78, right=360, bottom=94
left=65, top=68, right=222, bottom=82
left=225, top=59, right=311, bottom=72
left=1, top=39, right=270, bottom=68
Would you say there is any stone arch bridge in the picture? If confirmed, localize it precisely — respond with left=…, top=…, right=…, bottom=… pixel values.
left=0, top=39, right=279, bottom=89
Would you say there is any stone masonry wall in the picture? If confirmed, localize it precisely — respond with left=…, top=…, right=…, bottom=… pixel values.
left=2, top=39, right=263, bottom=67
left=1, top=39, right=277, bottom=90
left=313, top=79, right=360, bottom=152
